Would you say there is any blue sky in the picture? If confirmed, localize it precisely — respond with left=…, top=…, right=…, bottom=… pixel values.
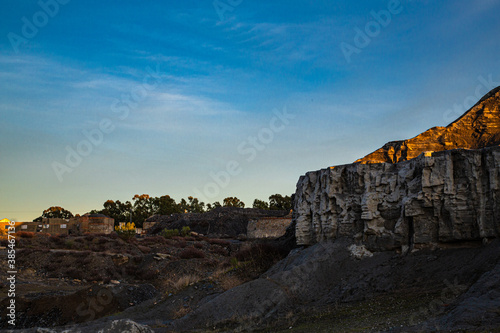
left=1, top=0, right=500, bottom=221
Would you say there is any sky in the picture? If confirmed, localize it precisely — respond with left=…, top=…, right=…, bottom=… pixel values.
left=1, top=0, right=500, bottom=221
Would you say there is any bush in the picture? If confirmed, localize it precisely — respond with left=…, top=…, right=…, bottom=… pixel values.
left=181, top=226, right=191, bottom=237
left=208, top=238, right=230, bottom=246
left=194, top=242, right=204, bottom=249
left=49, top=235, right=63, bottom=243
left=115, top=223, right=136, bottom=241
left=210, top=246, right=228, bottom=256
left=140, top=236, right=166, bottom=246
left=173, top=240, right=187, bottom=248
left=161, top=228, right=180, bottom=238
left=16, top=231, right=35, bottom=238
left=179, top=248, right=205, bottom=259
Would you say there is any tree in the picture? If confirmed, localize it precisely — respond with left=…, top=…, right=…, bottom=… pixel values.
left=156, top=195, right=180, bottom=215
left=33, top=206, right=74, bottom=221
left=100, top=200, right=132, bottom=224
left=178, top=198, right=189, bottom=213
left=269, top=194, right=292, bottom=211
left=132, top=194, right=157, bottom=227
left=252, top=199, right=269, bottom=210
left=223, top=197, right=245, bottom=208
left=188, top=196, right=205, bottom=213
left=178, top=197, right=205, bottom=213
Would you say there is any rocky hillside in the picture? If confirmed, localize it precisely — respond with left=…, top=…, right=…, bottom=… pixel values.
left=356, top=86, right=500, bottom=164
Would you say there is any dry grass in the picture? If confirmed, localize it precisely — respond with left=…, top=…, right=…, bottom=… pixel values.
left=210, top=267, right=244, bottom=291
left=172, top=274, right=201, bottom=290
left=173, top=305, right=192, bottom=319
left=219, top=274, right=244, bottom=291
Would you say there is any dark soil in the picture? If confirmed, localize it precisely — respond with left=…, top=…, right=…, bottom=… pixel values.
left=2, top=236, right=500, bottom=332
left=0, top=231, right=290, bottom=330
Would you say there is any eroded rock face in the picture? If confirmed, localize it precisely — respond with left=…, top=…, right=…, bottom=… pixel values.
left=294, top=146, right=500, bottom=250
left=356, top=86, right=500, bottom=164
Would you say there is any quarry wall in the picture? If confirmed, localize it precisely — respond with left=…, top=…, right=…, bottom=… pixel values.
left=294, top=146, right=500, bottom=251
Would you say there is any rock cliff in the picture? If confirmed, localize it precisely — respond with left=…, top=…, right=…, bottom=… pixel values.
left=356, top=86, right=500, bottom=164
left=294, top=87, right=500, bottom=250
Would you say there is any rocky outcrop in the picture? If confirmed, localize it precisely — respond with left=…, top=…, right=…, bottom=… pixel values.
left=356, top=86, right=500, bottom=164
left=147, top=207, right=288, bottom=238
left=294, top=146, right=500, bottom=250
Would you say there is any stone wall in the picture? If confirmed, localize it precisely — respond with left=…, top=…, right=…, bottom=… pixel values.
left=77, top=216, right=114, bottom=234
left=294, top=146, right=500, bottom=251
left=247, top=217, right=292, bottom=239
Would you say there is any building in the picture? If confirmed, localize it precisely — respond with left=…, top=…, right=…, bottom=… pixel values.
left=0, top=219, right=38, bottom=234
left=1, top=215, right=115, bottom=236
left=41, top=218, right=79, bottom=235
left=70, top=214, right=114, bottom=234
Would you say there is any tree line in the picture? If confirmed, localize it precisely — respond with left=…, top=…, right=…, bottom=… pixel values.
left=33, top=194, right=292, bottom=227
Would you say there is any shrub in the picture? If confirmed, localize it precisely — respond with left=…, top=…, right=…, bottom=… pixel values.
left=161, top=228, right=180, bottom=239
left=208, top=238, right=230, bottom=246
left=115, top=223, right=136, bottom=241
left=64, top=240, right=74, bottom=249
left=194, top=243, right=203, bottom=249
left=16, top=231, right=35, bottom=238
left=181, top=226, right=191, bottom=237
left=210, top=246, right=228, bottom=256
left=230, top=257, right=239, bottom=269
left=49, top=235, right=63, bottom=243
left=140, top=236, right=166, bottom=245
left=173, top=240, right=187, bottom=248
left=179, top=248, right=205, bottom=259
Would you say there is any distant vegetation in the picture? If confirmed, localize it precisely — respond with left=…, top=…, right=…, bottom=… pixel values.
left=33, top=206, right=74, bottom=222
left=33, top=194, right=292, bottom=228
left=160, top=226, right=191, bottom=239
